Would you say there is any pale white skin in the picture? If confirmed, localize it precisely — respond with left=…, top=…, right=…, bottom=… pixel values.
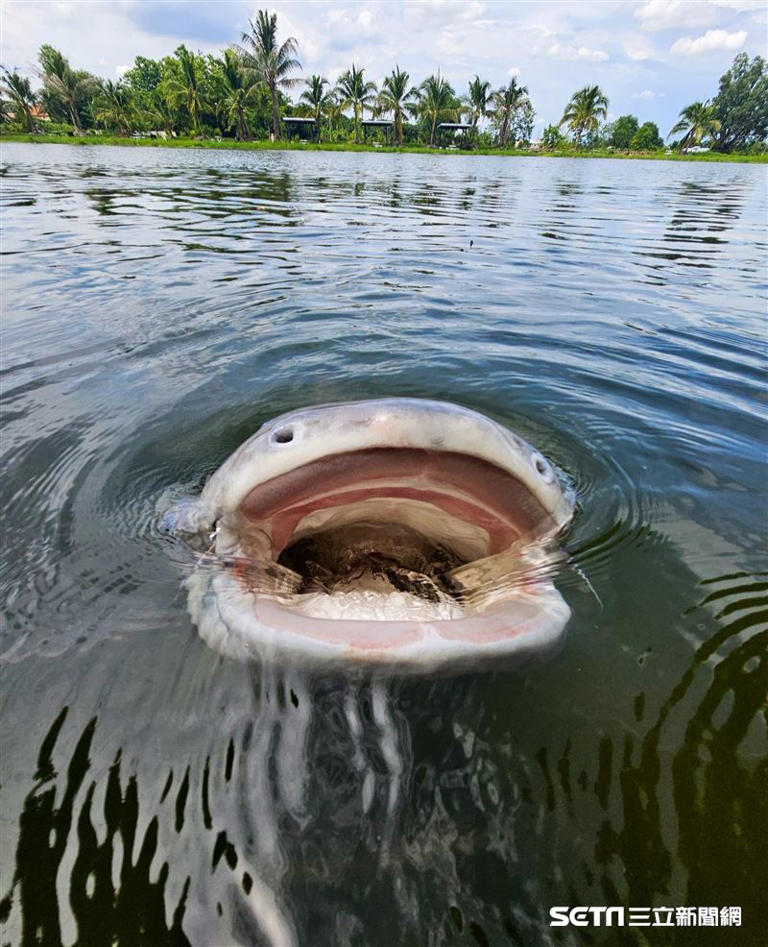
left=181, top=399, right=575, bottom=673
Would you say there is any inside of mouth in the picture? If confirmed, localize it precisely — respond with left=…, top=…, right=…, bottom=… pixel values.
left=235, top=448, right=550, bottom=619
left=277, top=520, right=467, bottom=600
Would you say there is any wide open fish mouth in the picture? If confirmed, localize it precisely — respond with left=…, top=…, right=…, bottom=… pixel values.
left=189, top=445, right=573, bottom=672
left=239, top=447, right=554, bottom=556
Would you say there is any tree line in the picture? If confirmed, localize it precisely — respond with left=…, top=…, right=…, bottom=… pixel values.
left=1, top=10, right=766, bottom=153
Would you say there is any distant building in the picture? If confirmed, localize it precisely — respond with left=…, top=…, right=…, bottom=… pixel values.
left=436, top=122, right=474, bottom=146
left=361, top=119, right=393, bottom=143
left=283, top=117, right=317, bottom=140
left=6, top=104, right=49, bottom=124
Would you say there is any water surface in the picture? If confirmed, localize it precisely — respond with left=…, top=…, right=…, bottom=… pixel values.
left=1, top=144, right=766, bottom=946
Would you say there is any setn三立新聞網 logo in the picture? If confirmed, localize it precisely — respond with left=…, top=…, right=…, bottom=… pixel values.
left=549, top=906, right=742, bottom=928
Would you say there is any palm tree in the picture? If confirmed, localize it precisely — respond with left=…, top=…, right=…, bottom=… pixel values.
left=149, top=91, right=175, bottom=136
left=415, top=72, right=458, bottom=146
left=325, top=90, right=346, bottom=138
left=93, top=79, right=133, bottom=136
left=668, top=101, right=721, bottom=150
left=38, top=44, right=93, bottom=134
left=335, top=65, right=377, bottom=143
left=376, top=66, right=417, bottom=145
left=239, top=9, right=301, bottom=140
left=463, top=75, right=492, bottom=128
left=299, top=74, right=333, bottom=138
left=1, top=68, right=37, bottom=132
left=163, top=45, right=205, bottom=136
left=490, top=78, right=529, bottom=147
left=219, top=49, right=260, bottom=141
left=559, top=84, right=609, bottom=148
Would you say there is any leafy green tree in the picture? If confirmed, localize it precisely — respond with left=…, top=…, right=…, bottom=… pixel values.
left=216, top=49, right=260, bottom=140
left=198, top=53, right=239, bottom=136
left=121, top=57, right=161, bottom=131
left=123, top=57, right=162, bottom=95
left=491, top=77, right=529, bottom=147
left=335, top=65, right=377, bottom=142
left=239, top=9, right=301, bottom=139
left=630, top=121, right=663, bottom=151
left=541, top=123, right=565, bottom=149
left=93, top=79, right=133, bottom=135
left=669, top=101, right=720, bottom=150
left=509, top=99, right=535, bottom=146
left=711, top=53, right=768, bottom=152
left=38, top=45, right=96, bottom=134
left=1, top=67, right=37, bottom=132
left=376, top=66, right=417, bottom=145
left=325, top=90, right=347, bottom=139
left=559, top=84, right=609, bottom=147
left=609, top=114, right=639, bottom=149
left=299, top=74, right=333, bottom=138
left=149, top=92, right=176, bottom=135
left=415, top=72, right=458, bottom=145
left=162, top=45, right=206, bottom=136
left=463, top=74, right=492, bottom=127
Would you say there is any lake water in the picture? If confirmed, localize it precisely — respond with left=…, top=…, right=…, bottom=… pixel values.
left=1, top=144, right=765, bottom=946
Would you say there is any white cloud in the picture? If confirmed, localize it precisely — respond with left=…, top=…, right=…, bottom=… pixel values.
left=435, top=26, right=466, bottom=59
left=507, top=66, right=520, bottom=77
left=632, top=89, right=664, bottom=98
left=711, top=0, right=762, bottom=10
left=115, top=64, right=130, bottom=77
left=634, top=0, right=715, bottom=31
left=327, top=7, right=379, bottom=39
left=547, top=42, right=609, bottom=61
left=670, top=28, right=747, bottom=55
left=624, top=36, right=655, bottom=60
left=1, top=0, right=225, bottom=78
left=325, top=64, right=345, bottom=84
left=403, top=0, right=486, bottom=26
left=578, top=46, right=609, bottom=61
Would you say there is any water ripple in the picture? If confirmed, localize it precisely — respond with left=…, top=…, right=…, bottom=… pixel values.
left=1, top=144, right=765, bottom=945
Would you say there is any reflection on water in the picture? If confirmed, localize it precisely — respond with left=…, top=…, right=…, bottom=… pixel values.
left=3, top=567, right=764, bottom=945
left=1, top=145, right=765, bottom=945
left=2, top=709, right=191, bottom=945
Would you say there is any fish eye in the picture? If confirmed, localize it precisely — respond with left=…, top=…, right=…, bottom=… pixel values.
left=272, top=427, right=294, bottom=444
left=533, top=454, right=553, bottom=481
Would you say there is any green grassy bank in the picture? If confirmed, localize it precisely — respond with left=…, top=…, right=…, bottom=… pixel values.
left=2, top=133, right=766, bottom=162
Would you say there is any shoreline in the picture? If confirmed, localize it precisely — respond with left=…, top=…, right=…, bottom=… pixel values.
left=1, top=133, right=765, bottom=163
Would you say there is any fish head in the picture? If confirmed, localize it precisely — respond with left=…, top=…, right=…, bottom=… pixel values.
left=175, top=399, right=575, bottom=674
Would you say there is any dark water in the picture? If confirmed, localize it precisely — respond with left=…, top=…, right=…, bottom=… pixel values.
left=1, top=144, right=766, bottom=946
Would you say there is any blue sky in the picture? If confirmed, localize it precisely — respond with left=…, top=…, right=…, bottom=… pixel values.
left=2, top=1, right=765, bottom=135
